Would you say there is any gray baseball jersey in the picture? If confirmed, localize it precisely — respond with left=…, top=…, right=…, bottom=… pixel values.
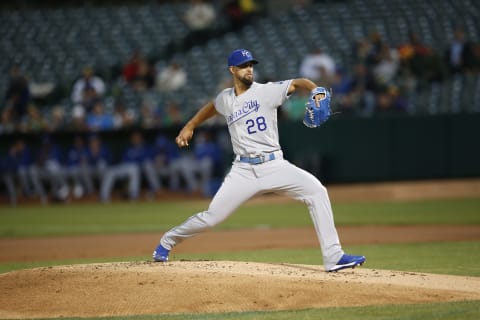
left=214, top=80, right=290, bottom=156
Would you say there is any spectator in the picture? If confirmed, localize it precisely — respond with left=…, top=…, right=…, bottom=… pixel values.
left=122, top=50, right=143, bottom=83
left=0, top=107, right=16, bottom=133
left=239, top=0, right=263, bottom=20
left=122, top=50, right=155, bottom=91
left=71, top=66, right=106, bottom=110
left=336, top=91, right=361, bottom=116
left=224, top=0, right=262, bottom=31
left=182, top=0, right=216, bottom=49
left=113, top=102, right=136, bottom=129
left=138, top=101, right=161, bottom=129
left=162, top=101, right=185, bottom=127
left=19, top=103, right=48, bottom=133
left=224, top=0, right=246, bottom=31
left=299, top=47, right=336, bottom=85
left=372, top=43, right=400, bottom=89
left=331, top=68, right=354, bottom=96
left=398, top=32, right=447, bottom=87
left=445, top=26, right=473, bottom=74
left=398, top=32, right=432, bottom=62
left=329, top=69, right=357, bottom=116
left=156, top=62, right=187, bottom=93
left=365, top=31, right=385, bottom=67
left=131, top=58, right=155, bottom=92
left=184, top=0, right=216, bottom=31
left=48, top=104, right=68, bottom=132
left=374, top=86, right=406, bottom=114
left=4, top=64, right=31, bottom=124
left=350, top=63, right=376, bottom=116
left=283, top=87, right=309, bottom=120
left=29, top=80, right=56, bottom=102
left=71, top=104, right=87, bottom=131
left=352, top=38, right=373, bottom=65
left=86, top=100, right=114, bottom=131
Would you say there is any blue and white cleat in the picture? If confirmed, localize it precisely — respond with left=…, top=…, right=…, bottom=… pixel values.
left=152, top=244, right=170, bottom=262
left=328, top=254, right=366, bottom=272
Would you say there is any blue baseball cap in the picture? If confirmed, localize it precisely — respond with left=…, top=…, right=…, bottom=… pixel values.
left=227, top=49, right=259, bottom=67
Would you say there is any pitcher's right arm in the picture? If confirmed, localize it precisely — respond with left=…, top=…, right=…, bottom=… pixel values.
left=175, top=101, right=218, bottom=147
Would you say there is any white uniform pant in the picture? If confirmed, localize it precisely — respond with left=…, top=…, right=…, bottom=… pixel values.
left=100, top=163, right=140, bottom=202
left=169, top=156, right=214, bottom=195
left=160, top=158, right=344, bottom=269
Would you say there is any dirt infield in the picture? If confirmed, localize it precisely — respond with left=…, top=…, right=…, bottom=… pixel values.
left=1, top=261, right=480, bottom=319
left=0, top=179, right=479, bottom=319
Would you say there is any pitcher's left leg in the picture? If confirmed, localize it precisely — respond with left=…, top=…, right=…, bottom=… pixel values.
left=263, top=160, right=344, bottom=269
left=301, top=182, right=344, bottom=269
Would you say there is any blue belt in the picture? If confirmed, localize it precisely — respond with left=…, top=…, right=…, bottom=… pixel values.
left=239, top=153, right=276, bottom=165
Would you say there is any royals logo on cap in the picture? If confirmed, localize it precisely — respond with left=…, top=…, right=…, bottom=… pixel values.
left=227, top=49, right=259, bottom=67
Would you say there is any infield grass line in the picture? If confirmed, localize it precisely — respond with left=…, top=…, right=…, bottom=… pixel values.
left=26, top=300, right=480, bottom=320
left=1, top=198, right=479, bottom=238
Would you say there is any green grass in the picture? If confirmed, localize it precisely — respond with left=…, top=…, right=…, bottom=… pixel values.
left=332, top=198, right=480, bottom=225
left=2, top=241, right=479, bottom=276
left=1, top=198, right=479, bottom=238
left=25, top=300, right=480, bottom=320
left=0, top=256, right=145, bottom=274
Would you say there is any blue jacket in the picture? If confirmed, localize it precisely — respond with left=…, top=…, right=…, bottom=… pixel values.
left=153, top=135, right=180, bottom=164
left=34, top=142, right=64, bottom=166
left=122, top=143, right=154, bottom=164
left=195, top=141, right=222, bottom=166
left=87, top=144, right=111, bottom=166
left=67, top=146, right=90, bottom=166
left=8, top=145, right=33, bottom=170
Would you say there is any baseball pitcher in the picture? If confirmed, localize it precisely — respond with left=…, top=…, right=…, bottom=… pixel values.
left=153, top=49, right=365, bottom=272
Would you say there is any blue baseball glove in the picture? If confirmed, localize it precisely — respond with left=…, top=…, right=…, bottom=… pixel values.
left=303, top=87, right=332, bottom=128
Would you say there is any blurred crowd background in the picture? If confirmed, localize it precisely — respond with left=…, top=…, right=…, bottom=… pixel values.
left=1, top=0, right=479, bottom=205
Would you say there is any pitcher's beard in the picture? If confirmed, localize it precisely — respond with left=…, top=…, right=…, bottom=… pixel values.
left=240, top=76, right=253, bottom=86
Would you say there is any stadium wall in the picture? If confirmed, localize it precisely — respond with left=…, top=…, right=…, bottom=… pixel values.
left=279, top=113, right=480, bottom=183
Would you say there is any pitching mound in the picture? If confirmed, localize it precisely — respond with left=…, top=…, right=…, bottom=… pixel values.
left=1, top=261, right=479, bottom=319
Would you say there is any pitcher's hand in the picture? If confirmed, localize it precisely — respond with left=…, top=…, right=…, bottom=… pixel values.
left=175, top=126, right=193, bottom=148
